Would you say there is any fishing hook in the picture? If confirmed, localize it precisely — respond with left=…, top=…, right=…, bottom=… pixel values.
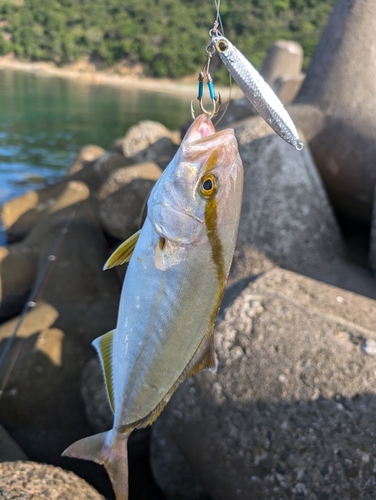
left=191, top=45, right=222, bottom=120
left=191, top=92, right=222, bottom=120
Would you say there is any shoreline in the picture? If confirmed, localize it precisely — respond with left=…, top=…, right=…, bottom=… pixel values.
left=0, top=55, right=239, bottom=98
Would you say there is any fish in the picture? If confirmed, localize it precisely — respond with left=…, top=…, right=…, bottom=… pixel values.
left=62, top=114, right=244, bottom=500
left=211, top=33, right=303, bottom=151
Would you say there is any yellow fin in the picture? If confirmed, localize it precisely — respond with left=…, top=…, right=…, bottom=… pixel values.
left=103, top=230, right=141, bottom=270
left=92, top=330, right=115, bottom=413
left=184, top=331, right=217, bottom=378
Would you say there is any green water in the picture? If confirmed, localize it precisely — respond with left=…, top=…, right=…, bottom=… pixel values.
left=0, top=69, right=193, bottom=226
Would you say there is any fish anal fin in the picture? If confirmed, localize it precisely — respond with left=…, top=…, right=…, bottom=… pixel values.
left=104, top=230, right=141, bottom=270
left=92, top=330, right=115, bottom=413
left=130, top=332, right=217, bottom=430
left=185, top=331, right=217, bottom=378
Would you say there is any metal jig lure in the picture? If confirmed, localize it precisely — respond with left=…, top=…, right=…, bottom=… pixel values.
left=210, top=27, right=303, bottom=150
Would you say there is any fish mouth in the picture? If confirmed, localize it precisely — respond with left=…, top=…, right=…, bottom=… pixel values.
left=183, top=114, right=216, bottom=143
left=183, top=114, right=235, bottom=147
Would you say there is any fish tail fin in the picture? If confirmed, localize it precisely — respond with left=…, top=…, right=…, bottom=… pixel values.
left=62, top=430, right=131, bottom=500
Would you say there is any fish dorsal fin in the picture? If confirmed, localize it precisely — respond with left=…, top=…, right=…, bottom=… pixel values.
left=103, top=230, right=141, bottom=270
left=92, top=330, right=115, bottom=413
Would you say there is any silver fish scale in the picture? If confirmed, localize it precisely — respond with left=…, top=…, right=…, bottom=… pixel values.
left=213, top=36, right=302, bottom=150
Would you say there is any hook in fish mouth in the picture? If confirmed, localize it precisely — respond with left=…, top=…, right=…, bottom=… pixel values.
left=191, top=93, right=222, bottom=121
left=185, top=113, right=216, bottom=142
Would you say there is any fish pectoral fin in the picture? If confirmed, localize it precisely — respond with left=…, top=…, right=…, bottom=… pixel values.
left=92, top=330, right=115, bottom=413
left=154, top=237, right=166, bottom=271
left=103, top=230, right=141, bottom=270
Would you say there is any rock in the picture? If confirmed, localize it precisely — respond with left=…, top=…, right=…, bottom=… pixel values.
left=0, top=245, right=39, bottom=323
left=260, top=40, right=303, bottom=86
left=66, top=145, right=106, bottom=176
left=0, top=210, right=120, bottom=468
left=151, top=267, right=376, bottom=500
left=216, top=97, right=257, bottom=128
left=230, top=116, right=345, bottom=282
left=115, top=120, right=180, bottom=170
left=294, top=0, right=376, bottom=221
left=231, top=115, right=376, bottom=298
left=69, top=152, right=132, bottom=193
left=272, top=73, right=306, bottom=105
left=36, top=216, right=121, bottom=344
left=0, top=182, right=72, bottom=243
left=97, top=162, right=162, bottom=239
left=81, top=357, right=113, bottom=433
left=0, top=425, right=28, bottom=461
left=0, top=303, right=92, bottom=465
left=369, top=186, right=376, bottom=273
left=0, top=461, right=104, bottom=499
left=0, top=181, right=90, bottom=322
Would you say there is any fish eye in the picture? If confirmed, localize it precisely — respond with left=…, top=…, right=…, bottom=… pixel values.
left=217, top=39, right=228, bottom=53
left=200, top=174, right=217, bottom=198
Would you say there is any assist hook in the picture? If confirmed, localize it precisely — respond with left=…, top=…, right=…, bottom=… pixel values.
left=191, top=44, right=222, bottom=120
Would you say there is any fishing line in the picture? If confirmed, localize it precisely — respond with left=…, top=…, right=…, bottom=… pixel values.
left=211, top=0, right=232, bottom=128
left=0, top=203, right=80, bottom=397
left=213, top=72, right=232, bottom=128
left=213, top=0, right=224, bottom=36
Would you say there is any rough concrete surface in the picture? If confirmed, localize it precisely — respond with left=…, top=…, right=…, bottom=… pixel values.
left=231, top=116, right=345, bottom=280
left=273, top=73, right=305, bottom=105
left=0, top=461, right=104, bottom=499
left=151, top=267, right=376, bottom=500
left=69, top=152, right=132, bottom=193
left=260, top=40, right=303, bottom=86
left=115, top=120, right=180, bottom=170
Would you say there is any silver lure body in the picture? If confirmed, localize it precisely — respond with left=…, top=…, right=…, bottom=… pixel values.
left=212, top=35, right=302, bottom=150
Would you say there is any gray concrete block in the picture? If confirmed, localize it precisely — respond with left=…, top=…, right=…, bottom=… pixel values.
left=151, top=267, right=376, bottom=500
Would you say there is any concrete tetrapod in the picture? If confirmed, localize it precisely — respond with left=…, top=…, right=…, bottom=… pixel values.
left=151, top=268, right=376, bottom=500
left=292, top=0, right=376, bottom=222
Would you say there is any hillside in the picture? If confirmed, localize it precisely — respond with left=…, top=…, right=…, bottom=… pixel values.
left=0, top=0, right=336, bottom=81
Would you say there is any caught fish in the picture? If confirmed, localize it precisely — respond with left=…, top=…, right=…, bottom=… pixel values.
left=211, top=33, right=303, bottom=150
left=62, top=114, right=244, bottom=500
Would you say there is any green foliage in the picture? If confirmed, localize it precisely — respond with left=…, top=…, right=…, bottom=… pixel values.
left=0, top=0, right=336, bottom=77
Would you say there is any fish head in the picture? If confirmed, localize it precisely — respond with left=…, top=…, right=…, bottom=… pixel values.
left=148, top=114, right=243, bottom=246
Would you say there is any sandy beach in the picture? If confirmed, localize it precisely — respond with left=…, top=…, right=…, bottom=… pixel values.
left=0, top=54, right=239, bottom=98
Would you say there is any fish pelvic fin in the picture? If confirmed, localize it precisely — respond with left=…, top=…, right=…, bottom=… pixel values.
left=62, top=430, right=131, bottom=500
left=103, top=230, right=141, bottom=270
left=92, top=330, right=115, bottom=413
